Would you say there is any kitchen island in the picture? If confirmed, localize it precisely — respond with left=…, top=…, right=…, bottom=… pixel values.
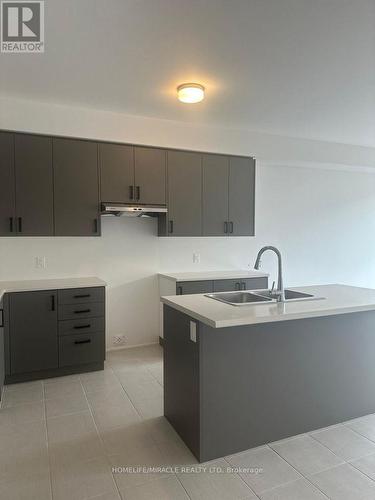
left=161, top=284, right=375, bottom=462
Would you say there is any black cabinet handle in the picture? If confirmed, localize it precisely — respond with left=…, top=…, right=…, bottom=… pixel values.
left=136, top=186, right=140, bottom=200
left=177, top=286, right=183, bottom=295
left=93, top=219, right=98, bottom=234
left=241, top=282, right=246, bottom=290
left=169, top=220, right=174, bottom=234
left=9, top=217, right=14, bottom=233
left=74, top=294, right=91, bottom=299
left=74, top=339, right=91, bottom=345
left=129, top=186, right=134, bottom=200
left=224, top=221, right=228, bottom=234
left=74, top=324, right=91, bottom=330
left=74, top=309, right=91, bottom=314
left=18, top=217, right=22, bottom=233
left=229, top=221, right=234, bottom=234
left=235, top=282, right=241, bottom=290
left=0, top=309, right=3, bottom=328
left=51, top=295, right=55, bottom=311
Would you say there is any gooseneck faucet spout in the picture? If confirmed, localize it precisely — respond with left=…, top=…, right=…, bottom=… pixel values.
left=254, top=246, right=285, bottom=302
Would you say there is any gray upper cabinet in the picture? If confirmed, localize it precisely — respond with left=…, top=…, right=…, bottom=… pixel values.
left=54, top=138, right=100, bottom=236
left=202, top=154, right=229, bottom=236
left=228, top=156, right=255, bottom=236
left=100, top=143, right=134, bottom=203
left=0, top=132, right=15, bottom=236
left=14, top=134, right=54, bottom=236
left=134, top=147, right=166, bottom=205
left=167, top=150, right=202, bottom=236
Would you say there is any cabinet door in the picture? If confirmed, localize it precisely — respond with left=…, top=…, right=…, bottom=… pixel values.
left=134, top=147, right=166, bottom=205
left=9, top=291, right=58, bottom=374
left=14, top=134, right=54, bottom=236
left=202, top=154, right=229, bottom=236
left=213, top=279, right=243, bottom=292
left=54, top=138, right=100, bottom=236
left=100, top=143, right=134, bottom=203
left=167, top=151, right=202, bottom=236
left=0, top=132, right=15, bottom=236
left=176, top=281, right=213, bottom=295
left=228, top=157, right=255, bottom=236
left=243, top=277, right=268, bottom=290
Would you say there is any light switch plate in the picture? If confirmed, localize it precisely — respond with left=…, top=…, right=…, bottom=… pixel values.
left=190, top=321, right=197, bottom=342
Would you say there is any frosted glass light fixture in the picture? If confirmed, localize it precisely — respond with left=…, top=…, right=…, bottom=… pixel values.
left=177, top=83, right=205, bottom=103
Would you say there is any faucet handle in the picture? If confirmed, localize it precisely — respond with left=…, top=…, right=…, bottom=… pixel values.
left=271, top=281, right=276, bottom=293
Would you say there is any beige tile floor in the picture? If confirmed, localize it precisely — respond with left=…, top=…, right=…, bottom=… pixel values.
left=2, top=344, right=375, bottom=499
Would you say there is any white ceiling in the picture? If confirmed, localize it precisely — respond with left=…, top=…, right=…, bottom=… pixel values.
left=0, top=0, right=374, bottom=147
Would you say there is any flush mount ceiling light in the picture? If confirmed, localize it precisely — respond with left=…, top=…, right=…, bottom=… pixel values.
left=177, top=83, right=205, bottom=103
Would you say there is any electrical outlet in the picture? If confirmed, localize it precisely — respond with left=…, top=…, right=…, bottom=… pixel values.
left=193, top=252, right=200, bottom=264
left=35, top=256, right=47, bottom=269
left=113, top=335, right=126, bottom=346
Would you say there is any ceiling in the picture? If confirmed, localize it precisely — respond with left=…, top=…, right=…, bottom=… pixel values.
left=0, top=0, right=374, bottom=147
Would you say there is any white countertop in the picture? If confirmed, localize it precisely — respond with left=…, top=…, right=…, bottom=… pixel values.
left=158, top=270, right=269, bottom=282
left=0, top=277, right=106, bottom=301
left=161, top=284, right=375, bottom=328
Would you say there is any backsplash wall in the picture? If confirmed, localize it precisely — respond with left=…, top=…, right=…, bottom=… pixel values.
left=1, top=162, right=375, bottom=347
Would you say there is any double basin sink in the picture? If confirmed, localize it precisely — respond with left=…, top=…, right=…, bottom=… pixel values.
left=206, top=289, right=320, bottom=306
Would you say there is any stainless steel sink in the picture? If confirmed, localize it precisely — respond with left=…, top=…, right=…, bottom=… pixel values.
left=256, top=289, right=314, bottom=301
left=205, top=289, right=322, bottom=306
left=205, top=291, right=272, bottom=305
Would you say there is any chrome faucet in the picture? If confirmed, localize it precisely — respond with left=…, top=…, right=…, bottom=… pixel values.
left=254, top=246, right=285, bottom=302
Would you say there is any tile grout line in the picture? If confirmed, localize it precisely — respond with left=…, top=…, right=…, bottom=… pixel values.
left=79, top=374, right=124, bottom=500
left=222, top=456, right=262, bottom=499
left=42, top=380, right=54, bottom=500
left=110, top=362, right=146, bottom=419
left=266, top=444, right=331, bottom=499
left=307, top=429, right=375, bottom=486
left=308, top=425, right=375, bottom=466
left=108, top=353, right=195, bottom=499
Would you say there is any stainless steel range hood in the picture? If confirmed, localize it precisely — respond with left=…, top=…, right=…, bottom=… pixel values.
left=101, top=203, right=167, bottom=218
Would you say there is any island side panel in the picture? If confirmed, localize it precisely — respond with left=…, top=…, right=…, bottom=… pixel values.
left=199, top=310, right=375, bottom=462
left=163, top=305, right=201, bottom=459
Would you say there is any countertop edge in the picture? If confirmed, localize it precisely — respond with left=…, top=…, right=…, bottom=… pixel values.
left=0, top=277, right=106, bottom=302
left=158, top=270, right=269, bottom=282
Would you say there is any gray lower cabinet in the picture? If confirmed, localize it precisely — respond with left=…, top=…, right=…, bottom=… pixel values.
left=167, top=151, right=202, bottom=236
left=9, top=290, right=58, bottom=375
left=54, top=138, right=100, bottom=236
left=176, top=277, right=267, bottom=295
left=100, top=143, right=134, bottom=203
left=202, top=154, right=229, bottom=236
left=0, top=304, right=5, bottom=399
left=213, top=277, right=268, bottom=292
left=134, top=147, right=166, bottom=205
left=0, top=132, right=16, bottom=236
left=176, top=281, right=214, bottom=295
left=14, top=134, right=54, bottom=236
left=4, top=286, right=105, bottom=383
left=59, top=332, right=105, bottom=368
left=228, top=156, right=255, bottom=236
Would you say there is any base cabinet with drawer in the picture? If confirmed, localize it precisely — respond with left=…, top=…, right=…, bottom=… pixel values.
left=4, top=286, right=106, bottom=383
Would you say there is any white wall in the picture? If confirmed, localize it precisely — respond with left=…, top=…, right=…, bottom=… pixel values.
left=1, top=97, right=375, bottom=348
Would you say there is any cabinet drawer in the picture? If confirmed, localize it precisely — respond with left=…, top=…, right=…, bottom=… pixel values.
left=59, top=332, right=105, bottom=367
left=213, top=277, right=268, bottom=292
left=58, top=287, right=105, bottom=305
left=58, top=302, right=105, bottom=321
left=176, top=281, right=213, bottom=295
left=58, top=317, right=105, bottom=336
